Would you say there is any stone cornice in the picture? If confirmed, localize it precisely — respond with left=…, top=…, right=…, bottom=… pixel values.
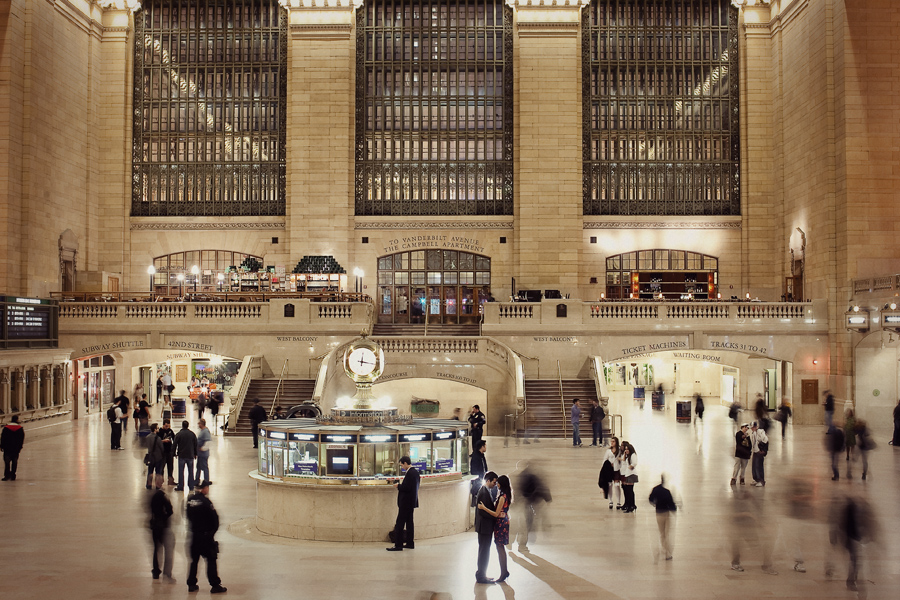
left=584, top=219, right=742, bottom=230
left=290, top=23, right=353, bottom=40
left=517, top=21, right=580, bottom=37
left=355, top=220, right=514, bottom=230
left=741, top=0, right=809, bottom=36
left=131, top=221, right=286, bottom=231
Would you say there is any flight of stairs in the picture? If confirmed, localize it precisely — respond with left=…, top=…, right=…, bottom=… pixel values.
left=372, top=323, right=480, bottom=336
left=226, top=378, right=316, bottom=437
left=520, top=379, right=600, bottom=438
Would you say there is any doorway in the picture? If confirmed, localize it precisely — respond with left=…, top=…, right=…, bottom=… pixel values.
left=377, top=250, right=491, bottom=325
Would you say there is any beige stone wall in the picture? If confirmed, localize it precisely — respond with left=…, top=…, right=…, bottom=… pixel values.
left=514, top=8, right=583, bottom=293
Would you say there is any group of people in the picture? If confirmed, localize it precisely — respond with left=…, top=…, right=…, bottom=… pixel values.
left=597, top=437, right=639, bottom=512
left=142, top=418, right=212, bottom=492
left=570, top=398, right=608, bottom=447
left=731, top=421, right=769, bottom=487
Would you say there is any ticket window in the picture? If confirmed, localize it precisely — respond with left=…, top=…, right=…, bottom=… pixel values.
left=432, top=432, right=457, bottom=473
left=258, top=428, right=268, bottom=474
left=325, top=446, right=356, bottom=476
left=267, top=438, right=286, bottom=477
left=401, top=434, right=432, bottom=473
left=288, top=441, right=319, bottom=476
left=358, top=442, right=398, bottom=477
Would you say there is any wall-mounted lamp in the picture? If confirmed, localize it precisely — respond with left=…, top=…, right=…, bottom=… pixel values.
left=812, top=359, right=818, bottom=365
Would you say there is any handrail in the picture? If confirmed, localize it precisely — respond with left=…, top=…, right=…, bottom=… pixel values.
left=270, top=359, right=289, bottom=417
left=558, top=360, right=567, bottom=439
left=226, top=355, right=261, bottom=431
left=51, top=290, right=373, bottom=304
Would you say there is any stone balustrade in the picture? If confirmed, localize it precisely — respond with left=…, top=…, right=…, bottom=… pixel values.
left=484, top=300, right=827, bottom=334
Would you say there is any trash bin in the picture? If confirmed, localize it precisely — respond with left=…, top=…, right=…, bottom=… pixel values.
left=172, top=399, right=187, bottom=418
left=651, top=390, right=665, bottom=410
left=676, top=401, right=691, bottom=422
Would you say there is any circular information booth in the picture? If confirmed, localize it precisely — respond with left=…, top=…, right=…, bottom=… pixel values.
left=251, top=413, right=472, bottom=542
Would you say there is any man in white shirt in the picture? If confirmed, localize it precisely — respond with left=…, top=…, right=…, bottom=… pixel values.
left=161, top=372, right=173, bottom=401
left=751, top=421, right=769, bottom=487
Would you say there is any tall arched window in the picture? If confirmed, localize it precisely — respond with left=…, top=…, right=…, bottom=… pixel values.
left=605, top=249, right=718, bottom=299
left=356, top=0, right=513, bottom=216
left=132, top=1, right=287, bottom=217
left=583, top=1, right=740, bottom=216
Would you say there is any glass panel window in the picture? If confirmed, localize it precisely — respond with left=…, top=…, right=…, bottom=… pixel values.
left=584, top=0, right=739, bottom=215
left=475, top=272, right=490, bottom=285
left=378, top=272, right=393, bottom=285
left=357, top=0, right=513, bottom=215
left=410, top=251, right=425, bottom=270
left=395, top=271, right=409, bottom=285
left=444, top=272, right=458, bottom=284
left=460, top=271, right=474, bottom=285
left=427, top=272, right=442, bottom=284
left=133, top=1, right=286, bottom=217
left=411, top=271, right=426, bottom=285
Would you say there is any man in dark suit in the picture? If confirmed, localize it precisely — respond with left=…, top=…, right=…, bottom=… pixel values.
left=386, top=456, right=420, bottom=551
left=474, top=471, right=499, bottom=584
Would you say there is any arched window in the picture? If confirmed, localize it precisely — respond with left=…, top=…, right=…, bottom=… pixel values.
left=605, top=249, right=718, bottom=299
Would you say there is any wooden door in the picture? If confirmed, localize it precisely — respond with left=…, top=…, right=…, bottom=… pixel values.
left=801, top=379, right=818, bottom=404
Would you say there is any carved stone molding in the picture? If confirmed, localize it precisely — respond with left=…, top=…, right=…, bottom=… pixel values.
left=356, top=221, right=514, bottom=230
left=584, top=221, right=742, bottom=230
left=131, top=222, right=286, bottom=231
left=290, top=23, right=352, bottom=40
left=517, top=22, right=580, bottom=37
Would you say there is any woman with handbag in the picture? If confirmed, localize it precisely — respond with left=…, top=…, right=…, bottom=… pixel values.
left=619, top=441, right=638, bottom=513
left=601, top=437, right=622, bottom=510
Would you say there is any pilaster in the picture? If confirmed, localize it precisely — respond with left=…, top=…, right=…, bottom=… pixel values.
left=512, top=3, right=583, bottom=294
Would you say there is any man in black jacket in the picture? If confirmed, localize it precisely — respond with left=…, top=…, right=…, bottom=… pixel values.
left=148, top=488, right=175, bottom=582
left=589, top=399, right=606, bottom=446
left=474, top=471, right=499, bottom=584
left=247, top=399, right=267, bottom=449
left=186, top=481, right=226, bottom=594
left=174, top=420, right=198, bottom=492
left=1, top=416, right=25, bottom=481
left=386, top=456, right=420, bottom=551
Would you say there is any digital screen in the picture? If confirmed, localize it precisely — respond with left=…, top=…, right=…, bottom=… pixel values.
left=6, top=305, right=51, bottom=339
left=332, top=457, right=349, bottom=465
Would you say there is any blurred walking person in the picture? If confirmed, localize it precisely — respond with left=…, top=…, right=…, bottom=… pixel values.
left=148, top=488, right=176, bottom=583
left=186, top=481, right=227, bottom=593
left=826, top=425, right=845, bottom=481
left=517, top=461, right=551, bottom=551
left=648, top=475, right=677, bottom=561
left=196, top=419, right=212, bottom=484
left=145, top=423, right=165, bottom=490
left=775, top=399, right=792, bottom=439
left=891, top=398, right=900, bottom=446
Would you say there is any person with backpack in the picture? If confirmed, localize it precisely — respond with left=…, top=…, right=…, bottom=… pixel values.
left=145, top=423, right=166, bottom=490
left=589, top=399, right=606, bottom=447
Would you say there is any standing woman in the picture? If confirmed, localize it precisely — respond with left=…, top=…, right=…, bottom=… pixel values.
left=731, top=424, right=752, bottom=485
left=478, top=474, right=513, bottom=583
left=619, top=441, right=638, bottom=513
left=602, top=437, right=622, bottom=510
left=890, top=399, right=900, bottom=446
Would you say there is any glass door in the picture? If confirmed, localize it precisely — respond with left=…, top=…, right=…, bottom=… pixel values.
left=460, top=286, right=477, bottom=324
left=411, top=287, right=426, bottom=324
left=378, top=286, right=392, bottom=323
left=427, top=286, right=442, bottom=324
left=394, top=286, right=409, bottom=323
left=443, top=287, right=458, bottom=324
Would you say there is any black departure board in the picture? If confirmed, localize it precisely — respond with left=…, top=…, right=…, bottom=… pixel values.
left=1, top=297, right=58, bottom=348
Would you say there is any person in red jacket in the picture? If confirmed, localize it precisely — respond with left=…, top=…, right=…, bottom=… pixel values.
left=1, top=415, right=25, bottom=481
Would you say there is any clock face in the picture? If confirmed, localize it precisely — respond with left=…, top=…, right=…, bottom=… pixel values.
left=348, top=347, right=377, bottom=377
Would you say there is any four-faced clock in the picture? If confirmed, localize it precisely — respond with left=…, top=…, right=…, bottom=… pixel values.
left=347, top=347, right=377, bottom=377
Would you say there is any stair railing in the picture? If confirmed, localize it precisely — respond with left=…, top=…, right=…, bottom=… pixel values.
left=269, top=359, right=289, bottom=417
left=225, top=355, right=262, bottom=431
left=557, top=360, right=567, bottom=438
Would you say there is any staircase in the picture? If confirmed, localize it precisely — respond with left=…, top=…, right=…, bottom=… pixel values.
left=520, top=379, right=600, bottom=438
left=372, top=323, right=480, bottom=336
left=226, top=378, right=316, bottom=437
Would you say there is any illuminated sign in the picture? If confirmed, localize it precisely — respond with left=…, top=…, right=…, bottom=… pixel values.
left=848, top=317, right=866, bottom=325
left=268, top=431, right=286, bottom=440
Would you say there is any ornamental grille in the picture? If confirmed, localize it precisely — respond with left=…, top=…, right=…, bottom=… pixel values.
left=355, top=0, right=514, bottom=216
left=583, top=0, right=740, bottom=215
left=132, top=0, right=287, bottom=217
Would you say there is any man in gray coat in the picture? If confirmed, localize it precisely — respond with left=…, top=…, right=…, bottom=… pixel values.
left=173, top=420, right=198, bottom=492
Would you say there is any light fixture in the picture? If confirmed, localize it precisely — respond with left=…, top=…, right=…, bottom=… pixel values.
left=147, top=265, right=156, bottom=296
left=852, top=305, right=860, bottom=312
left=812, top=359, right=818, bottom=365
left=600, top=293, right=605, bottom=299
left=891, top=303, right=897, bottom=310
left=746, top=293, right=751, bottom=300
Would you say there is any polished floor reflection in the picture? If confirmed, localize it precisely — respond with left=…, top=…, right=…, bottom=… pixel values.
left=2, top=394, right=898, bottom=600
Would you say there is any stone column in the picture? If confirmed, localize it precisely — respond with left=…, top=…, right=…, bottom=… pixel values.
left=13, top=369, right=26, bottom=413
left=0, top=369, right=10, bottom=415
left=512, top=2, right=583, bottom=296
left=284, top=2, right=355, bottom=270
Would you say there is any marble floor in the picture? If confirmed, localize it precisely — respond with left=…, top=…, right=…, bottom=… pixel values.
left=2, top=394, right=899, bottom=600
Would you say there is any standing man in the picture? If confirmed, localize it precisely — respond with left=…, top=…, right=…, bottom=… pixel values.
left=174, top=420, right=198, bottom=492
left=469, top=440, right=488, bottom=507
left=571, top=398, right=583, bottom=447
left=386, top=456, right=420, bottom=551
left=750, top=421, right=769, bottom=487
left=823, top=390, right=835, bottom=430
left=108, top=398, right=126, bottom=450
left=468, top=405, right=486, bottom=453
left=156, top=373, right=164, bottom=405
left=589, top=399, right=606, bottom=447
left=159, top=418, right=177, bottom=486
left=196, top=419, right=211, bottom=484
left=474, top=471, right=499, bottom=584
left=114, top=390, right=130, bottom=434
left=186, top=481, right=227, bottom=594
left=148, top=488, right=176, bottom=583
left=248, top=398, right=267, bottom=449
left=1, top=415, right=25, bottom=481
left=161, top=371, right=173, bottom=402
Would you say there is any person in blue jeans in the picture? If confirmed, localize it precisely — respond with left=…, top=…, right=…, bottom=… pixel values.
left=196, top=419, right=211, bottom=484
left=571, top=398, right=583, bottom=447
left=173, top=420, right=198, bottom=492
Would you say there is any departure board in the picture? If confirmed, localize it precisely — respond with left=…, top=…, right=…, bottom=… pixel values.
left=1, top=297, right=58, bottom=348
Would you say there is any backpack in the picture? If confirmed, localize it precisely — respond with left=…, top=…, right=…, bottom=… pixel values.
left=107, top=405, right=117, bottom=423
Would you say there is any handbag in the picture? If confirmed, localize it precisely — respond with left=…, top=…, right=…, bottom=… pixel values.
left=143, top=453, right=152, bottom=466
left=625, top=474, right=639, bottom=484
